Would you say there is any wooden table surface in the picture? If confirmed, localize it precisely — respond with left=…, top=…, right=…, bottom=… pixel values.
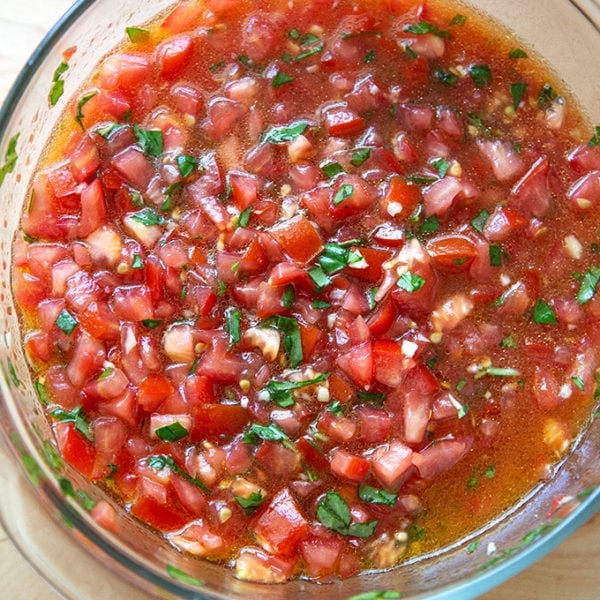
left=0, top=1, right=598, bottom=598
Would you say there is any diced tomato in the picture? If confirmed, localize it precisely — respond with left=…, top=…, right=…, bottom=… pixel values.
left=47, top=166, right=80, bottom=198
left=137, top=373, right=175, bottom=412
left=300, top=532, right=343, bottom=579
left=568, top=170, right=600, bottom=210
left=427, top=235, right=478, bottom=271
left=403, top=391, right=432, bottom=444
left=111, top=285, right=154, bottom=321
left=255, top=441, right=301, bottom=478
left=297, top=437, right=330, bottom=472
left=382, top=176, right=421, bottom=218
left=330, top=449, right=370, bottom=482
left=229, top=170, right=261, bottom=210
left=112, top=147, right=156, bottom=190
left=345, top=247, right=392, bottom=283
left=269, top=215, right=324, bottom=265
left=91, top=499, right=119, bottom=533
left=299, top=323, right=322, bottom=362
left=337, top=340, right=373, bottom=389
left=323, top=104, right=365, bottom=137
left=483, top=205, right=528, bottom=241
left=131, top=495, right=191, bottom=531
left=12, top=268, right=47, bottom=310
left=371, top=440, right=413, bottom=488
left=79, top=178, right=107, bottom=237
left=412, top=438, right=472, bottom=479
left=366, top=296, right=398, bottom=337
left=156, top=35, right=194, bottom=79
left=254, top=488, right=308, bottom=556
left=66, top=333, right=105, bottom=388
left=56, top=422, right=97, bottom=480
left=372, top=339, right=413, bottom=387
left=235, top=548, right=296, bottom=583
left=97, top=53, right=151, bottom=91
left=328, top=372, right=354, bottom=404
left=356, top=406, right=392, bottom=443
left=191, top=404, right=249, bottom=439
left=510, top=156, right=551, bottom=217
left=70, top=134, right=101, bottom=183
left=330, top=174, right=378, bottom=219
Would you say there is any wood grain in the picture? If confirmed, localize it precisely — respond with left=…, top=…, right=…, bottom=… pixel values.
left=0, top=1, right=598, bottom=598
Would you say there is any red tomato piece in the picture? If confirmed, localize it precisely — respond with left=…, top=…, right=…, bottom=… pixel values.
left=138, top=373, right=175, bottom=412
left=79, top=178, right=107, bottom=237
left=412, top=438, right=472, bottom=479
left=426, top=235, right=478, bottom=272
left=330, top=449, right=370, bottom=483
left=254, top=488, right=308, bottom=556
left=323, top=105, right=365, bottom=137
left=131, top=496, right=191, bottom=532
left=337, top=340, right=373, bottom=389
left=56, top=423, right=97, bottom=480
left=156, top=35, right=194, bottom=79
left=269, top=215, right=324, bottom=266
left=372, top=339, right=413, bottom=387
left=191, top=404, right=250, bottom=439
left=346, top=247, right=392, bottom=283
left=371, top=440, right=413, bottom=488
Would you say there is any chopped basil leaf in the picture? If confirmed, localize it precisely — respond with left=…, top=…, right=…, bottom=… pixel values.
left=162, top=182, right=182, bottom=210
left=470, top=64, right=492, bottom=88
left=366, top=287, right=378, bottom=310
left=208, top=60, right=225, bottom=73
left=489, top=244, right=502, bottom=267
left=142, top=319, right=162, bottom=328
left=326, top=399, right=344, bottom=415
left=480, top=366, right=521, bottom=378
left=397, top=271, right=425, bottom=293
left=471, top=208, right=490, bottom=233
left=532, top=299, right=558, bottom=324
left=537, top=83, right=557, bottom=109
left=225, top=307, right=242, bottom=346
left=282, top=284, right=295, bottom=309
left=0, top=132, right=20, bottom=187
left=155, top=422, right=189, bottom=442
left=49, top=61, right=69, bottom=106
left=333, top=183, right=354, bottom=206
left=126, top=27, right=149, bottom=43
left=347, top=591, right=402, bottom=600
left=237, top=205, right=253, bottom=228
left=575, top=265, right=600, bottom=304
left=308, top=266, right=332, bottom=292
left=176, top=154, right=198, bottom=178
left=509, top=48, right=528, bottom=59
left=49, top=406, right=91, bottom=440
left=456, top=379, right=467, bottom=392
left=131, top=253, right=144, bottom=269
left=243, top=422, right=290, bottom=445
left=434, top=69, right=459, bottom=86
left=166, top=565, right=205, bottom=587
left=500, top=335, right=515, bottom=349
left=260, top=315, right=303, bottom=367
left=351, top=148, right=371, bottom=167
left=97, top=367, right=113, bottom=380
left=466, top=113, right=491, bottom=137
left=148, top=454, right=210, bottom=493
left=55, top=309, right=78, bottom=334
left=237, top=55, right=255, bottom=68
left=467, top=539, right=481, bottom=554
left=483, top=464, right=496, bottom=478
left=358, top=484, right=397, bottom=506
left=300, top=32, right=321, bottom=45
left=364, top=49, right=376, bottom=63
left=420, top=214, right=440, bottom=234
left=272, top=70, right=294, bottom=88
left=264, top=373, right=328, bottom=408
left=75, top=92, right=97, bottom=129
left=133, top=125, right=163, bottom=157
left=511, top=82, right=528, bottom=110
left=403, top=21, right=449, bottom=38
left=588, top=126, right=600, bottom=147
left=95, top=122, right=126, bottom=139
left=318, top=242, right=357, bottom=275
left=216, top=279, right=227, bottom=297
left=262, top=120, right=310, bottom=144
left=405, top=174, right=437, bottom=185
left=450, top=14, right=467, bottom=26
left=130, top=207, right=165, bottom=226
left=312, top=299, right=331, bottom=309
left=432, top=158, right=450, bottom=178
left=467, top=475, right=479, bottom=490
left=322, top=162, right=345, bottom=178
left=294, top=44, right=324, bottom=62
left=34, top=380, right=50, bottom=405
left=287, top=28, right=301, bottom=40
left=234, top=491, right=264, bottom=515
left=317, top=491, right=378, bottom=538
left=357, top=390, right=386, bottom=405
left=572, top=375, right=585, bottom=391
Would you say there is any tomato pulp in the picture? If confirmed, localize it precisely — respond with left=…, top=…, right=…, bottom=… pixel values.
left=12, top=0, right=600, bottom=583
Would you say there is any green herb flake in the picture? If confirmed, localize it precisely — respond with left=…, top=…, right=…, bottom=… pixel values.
left=511, top=82, right=528, bottom=110
left=97, top=367, right=113, bottom=380
left=166, top=565, right=205, bottom=587
left=176, top=154, right=198, bottom=178
left=347, top=149, right=373, bottom=171
left=34, top=380, right=50, bottom=405
left=489, top=244, right=502, bottom=267
left=308, top=266, right=332, bottom=292
left=49, top=61, right=69, bottom=106
left=456, top=379, right=466, bottom=392
left=403, top=21, right=449, bottom=38
left=434, top=69, right=459, bottom=86
left=0, top=132, right=20, bottom=187
left=397, top=271, right=426, bottom=293
left=225, top=307, right=242, bottom=346
left=466, top=113, right=491, bottom=137
left=322, top=162, right=345, bottom=179
left=476, top=366, right=521, bottom=379
left=130, top=207, right=166, bottom=227
left=312, top=298, right=331, bottom=309
left=575, top=265, right=600, bottom=304
left=537, top=83, right=557, bottom=109
left=471, top=208, right=490, bottom=233
left=500, top=335, right=515, bottom=349
left=272, top=70, right=294, bottom=88
left=133, top=125, right=163, bottom=157
left=483, top=464, right=496, bottom=478
left=420, top=214, right=440, bottom=234
left=294, top=44, right=324, bottom=62
left=364, top=49, right=376, bottom=63
left=237, top=205, right=253, bottom=228
left=366, top=287, right=378, bottom=311
left=131, top=253, right=144, bottom=269
left=333, top=183, right=354, bottom=206
left=95, top=122, right=126, bottom=140
left=287, top=28, right=301, bottom=40
left=282, top=284, right=295, bottom=309
left=234, top=491, right=264, bottom=515
left=141, top=319, right=162, bottom=329
left=148, top=454, right=210, bottom=493
left=237, top=55, right=255, bottom=68
left=55, top=309, right=78, bottom=335
left=470, top=64, right=493, bottom=88
left=532, top=299, right=558, bottom=324
left=262, top=120, right=310, bottom=144
left=260, top=315, right=304, bottom=368
left=155, top=422, right=189, bottom=442
left=509, top=48, right=528, bottom=59
left=347, top=591, right=402, bottom=600
left=432, top=158, right=451, bottom=178
left=126, top=27, right=149, bottom=43
left=75, top=92, right=97, bottom=130
left=357, top=390, right=386, bottom=405
left=208, top=60, right=226, bottom=73
left=358, top=484, right=398, bottom=506
left=243, top=422, right=292, bottom=447
left=216, top=279, right=227, bottom=297
left=405, top=174, right=437, bottom=186
left=450, top=14, right=467, bottom=26
left=49, top=406, right=91, bottom=440
left=466, top=475, right=479, bottom=490
left=467, top=539, right=481, bottom=554
left=263, top=373, right=328, bottom=408
left=317, top=491, right=378, bottom=538
left=571, top=375, right=585, bottom=391
left=588, top=126, right=600, bottom=147
left=326, top=399, right=344, bottom=415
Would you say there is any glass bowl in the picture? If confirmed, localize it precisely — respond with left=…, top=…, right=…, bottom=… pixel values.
left=0, top=1, right=598, bottom=598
